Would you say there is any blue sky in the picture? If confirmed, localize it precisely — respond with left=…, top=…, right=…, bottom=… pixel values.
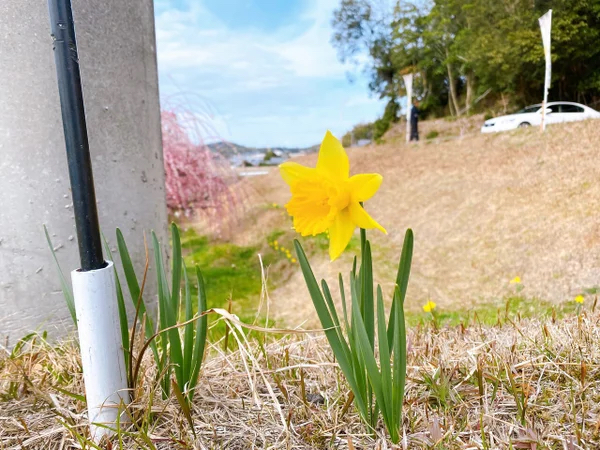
left=154, top=0, right=386, bottom=148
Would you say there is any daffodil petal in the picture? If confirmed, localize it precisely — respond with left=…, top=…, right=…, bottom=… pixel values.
left=316, top=131, right=349, bottom=181
left=279, top=162, right=318, bottom=186
left=348, top=203, right=386, bottom=234
left=328, top=209, right=355, bottom=260
left=348, top=173, right=383, bottom=202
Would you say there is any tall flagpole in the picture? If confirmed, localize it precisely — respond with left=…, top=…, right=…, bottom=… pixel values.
left=539, top=10, right=552, bottom=132
left=402, top=74, right=413, bottom=143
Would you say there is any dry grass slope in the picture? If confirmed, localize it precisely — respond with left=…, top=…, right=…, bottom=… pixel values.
left=238, top=119, right=600, bottom=327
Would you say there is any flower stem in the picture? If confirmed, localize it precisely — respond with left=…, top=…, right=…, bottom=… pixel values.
left=359, top=201, right=367, bottom=257
left=360, top=228, right=367, bottom=256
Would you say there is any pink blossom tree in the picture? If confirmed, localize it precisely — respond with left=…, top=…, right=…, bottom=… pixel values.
left=161, top=108, right=241, bottom=232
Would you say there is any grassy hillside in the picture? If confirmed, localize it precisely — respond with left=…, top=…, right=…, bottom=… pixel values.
left=232, top=118, right=600, bottom=328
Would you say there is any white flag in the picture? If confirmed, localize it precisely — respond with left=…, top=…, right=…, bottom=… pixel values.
left=402, top=73, right=413, bottom=142
left=539, top=9, right=552, bottom=131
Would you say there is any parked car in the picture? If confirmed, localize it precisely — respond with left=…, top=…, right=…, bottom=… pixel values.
left=481, top=102, right=600, bottom=133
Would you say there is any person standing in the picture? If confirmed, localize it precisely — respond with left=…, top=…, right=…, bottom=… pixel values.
left=410, top=99, right=420, bottom=141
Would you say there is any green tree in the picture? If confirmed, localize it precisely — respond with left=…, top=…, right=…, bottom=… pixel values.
left=342, top=122, right=375, bottom=147
left=333, top=0, right=600, bottom=134
left=373, top=99, right=400, bottom=141
left=332, top=0, right=401, bottom=100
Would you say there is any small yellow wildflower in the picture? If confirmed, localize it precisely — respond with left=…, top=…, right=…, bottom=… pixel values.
left=279, top=131, right=386, bottom=260
left=575, top=295, right=585, bottom=304
left=510, top=276, right=521, bottom=284
left=423, top=300, right=437, bottom=313
left=291, top=258, right=297, bottom=263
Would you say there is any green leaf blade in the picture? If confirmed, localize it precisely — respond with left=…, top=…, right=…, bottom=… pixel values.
left=102, top=233, right=130, bottom=378
left=294, top=240, right=368, bottom=417
left=360, top=237, right=375, bottom=350
left=44, top=225, right=76, bottom=327
left=116, top=228, right=158, bottom=363
left=182, top=261, right=194, bottom=386
left=388, top=229, right=413, bottom=350
left=170, top=223, right=182, bottom=320
left=188, top=266, right=208, bottom=403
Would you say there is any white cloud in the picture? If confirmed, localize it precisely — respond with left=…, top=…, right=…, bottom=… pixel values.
left=155, top=0, right=386, bottom=147
left=155, top=0, right=344, bottom=87
left=268, top=0, right=346, bottom=78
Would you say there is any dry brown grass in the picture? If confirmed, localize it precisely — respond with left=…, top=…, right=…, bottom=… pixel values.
left=384, top=114, right=486, bottom=143
left=235, top=119, right=600, bottom=328
left=2, top=307, right=600, bottom=448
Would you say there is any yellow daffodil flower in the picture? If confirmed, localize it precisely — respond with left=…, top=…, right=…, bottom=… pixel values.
left=575, top=295, right=584, bottom=304
left=279, top=131, right=386, bottom=260
left=510, top=276, right=521, bottom=284
left=423, top=300, right=437, bottom=313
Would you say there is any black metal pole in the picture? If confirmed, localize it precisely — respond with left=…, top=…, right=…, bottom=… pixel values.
left=48, top=0, right=105, bottom=271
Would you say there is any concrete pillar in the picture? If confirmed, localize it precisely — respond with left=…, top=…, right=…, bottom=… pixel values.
left=0, top=0, right=167, bottom=343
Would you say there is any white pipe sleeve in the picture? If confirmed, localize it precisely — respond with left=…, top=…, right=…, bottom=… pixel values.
left=71, top=260, right=130, bottom=442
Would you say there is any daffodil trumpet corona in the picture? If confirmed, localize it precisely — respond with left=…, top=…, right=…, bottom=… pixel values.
left=280, top=131, right=386, bottom=261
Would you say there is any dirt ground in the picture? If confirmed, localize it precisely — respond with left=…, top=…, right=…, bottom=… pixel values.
left=228, top=119, right=600, bottom=328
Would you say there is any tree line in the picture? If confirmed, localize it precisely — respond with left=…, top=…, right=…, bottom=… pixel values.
left=332, top=0, right=600, bottom=138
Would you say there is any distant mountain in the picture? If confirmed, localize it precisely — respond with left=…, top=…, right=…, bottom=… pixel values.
left=207, top=141, right=318, bottom=158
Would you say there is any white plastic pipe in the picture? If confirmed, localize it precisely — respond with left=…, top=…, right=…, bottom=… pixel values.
left=71, top=260, right=130, bottom=442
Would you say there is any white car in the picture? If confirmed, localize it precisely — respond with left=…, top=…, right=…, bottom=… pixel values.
left=481, top=101, right=600, bottom=133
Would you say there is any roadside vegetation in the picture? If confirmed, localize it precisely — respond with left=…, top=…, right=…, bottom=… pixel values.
left=2, top=112, right=600, bottom=448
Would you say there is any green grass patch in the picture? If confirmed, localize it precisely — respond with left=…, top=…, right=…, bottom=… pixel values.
left=425, top=130, right=439, bottom=140
left=181, top=231, right=271, bottom=308
left=407, top=296, right=580, bottom=327
left=178, top=226, right=362, bottom=342
left=180, top=229, right=279, bottom=341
